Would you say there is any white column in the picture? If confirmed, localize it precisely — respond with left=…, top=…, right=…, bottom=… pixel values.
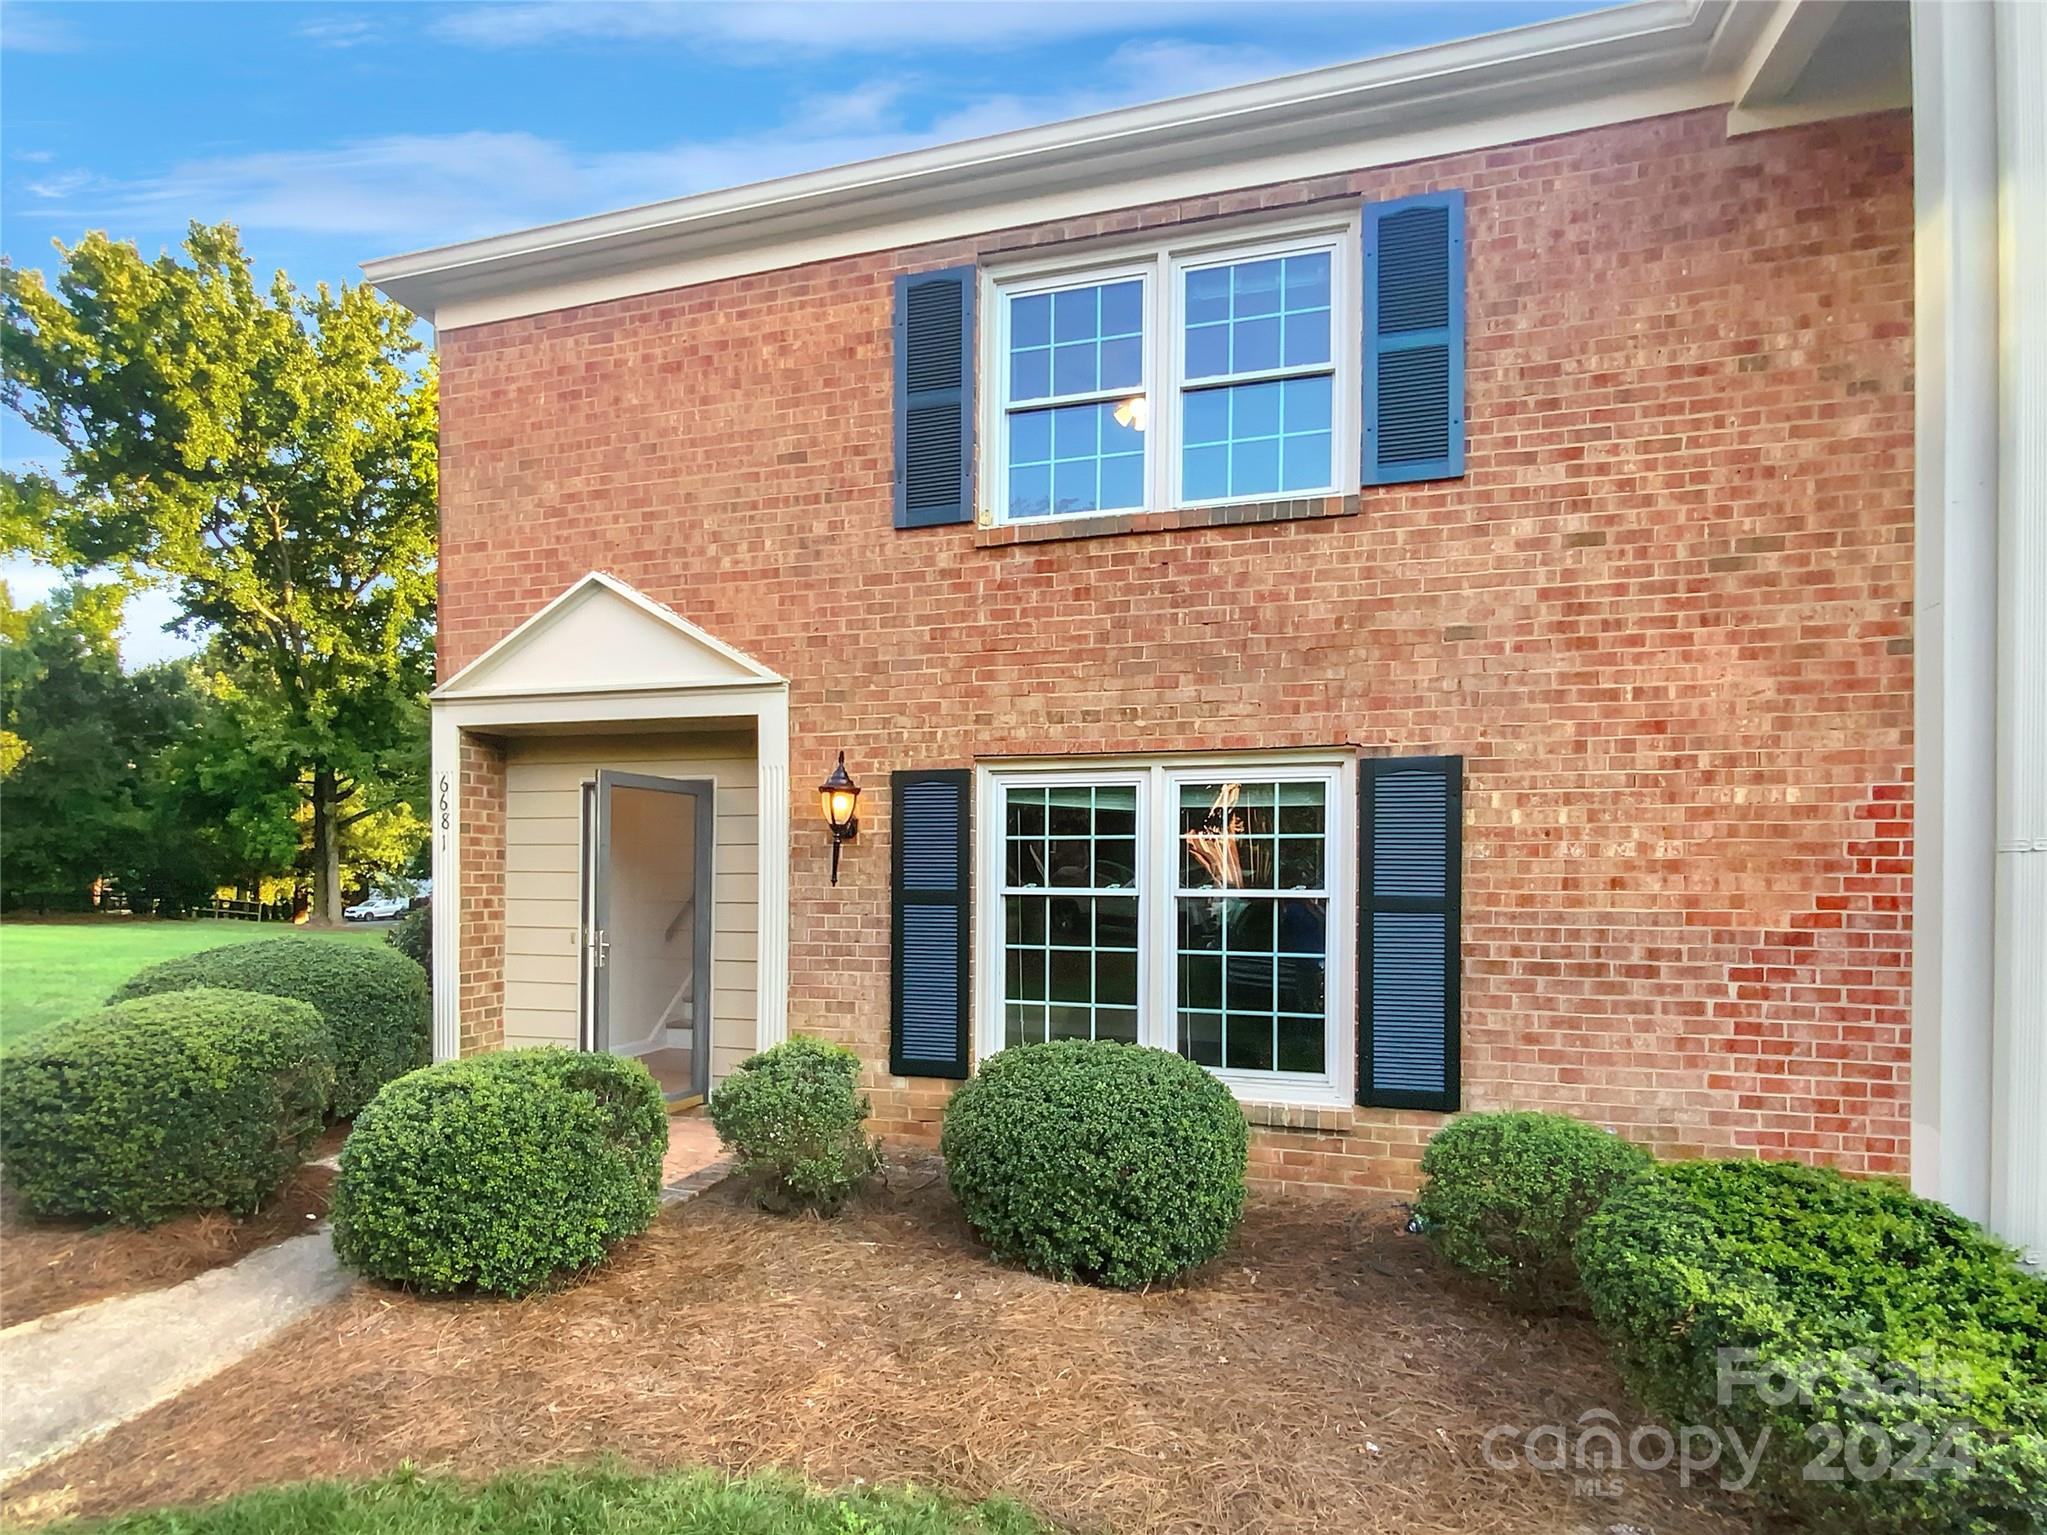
left=1991, top=0, right=2047, bottom=1262
left=428, top=708, right=462, bottom=1063
left=756, top=693, right=792, bottom=1050
left=1910, top=0, right=2001, bottom=1225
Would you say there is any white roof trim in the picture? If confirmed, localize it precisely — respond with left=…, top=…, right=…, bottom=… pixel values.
left=432, top=571, right=784, bottom=701
left=368, top=0, right=1786, bottom=329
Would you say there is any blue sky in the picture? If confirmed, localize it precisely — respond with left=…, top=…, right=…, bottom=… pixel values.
left=2, top=0, right=1600, bottom=662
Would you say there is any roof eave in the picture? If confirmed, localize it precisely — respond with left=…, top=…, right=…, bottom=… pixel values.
left=366, top=0, right=1759, bottom=322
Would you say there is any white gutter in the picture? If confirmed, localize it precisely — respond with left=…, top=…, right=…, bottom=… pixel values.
left=1911, top=0, right=2045, bottom=1264
left=1910, top=0, right=2000, bottom=1237
left=1991, top=0, right=2046, bottom=1264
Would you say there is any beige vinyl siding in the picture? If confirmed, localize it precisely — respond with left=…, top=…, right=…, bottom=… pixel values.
left=501, top=730, right=759, bottom=1087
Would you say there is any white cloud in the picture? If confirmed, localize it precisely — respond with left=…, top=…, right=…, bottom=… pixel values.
left=924, top=38, right=1320, bottom=141
left=20, top=115, right=940, bottom=246
left=0, top=4, right=82, bottom=53
left=23, top=169, right=92, bottom=200
left=10, top=35, right=1337, bottom=253
left=296, top=15, right=380, bottom=49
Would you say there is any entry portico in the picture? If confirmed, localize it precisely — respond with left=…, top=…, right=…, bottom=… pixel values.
left=427, top=572, right=790, bottom=1093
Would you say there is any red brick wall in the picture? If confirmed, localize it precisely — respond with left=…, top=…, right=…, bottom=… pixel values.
left=438, top=108, right=1915, bottom=1192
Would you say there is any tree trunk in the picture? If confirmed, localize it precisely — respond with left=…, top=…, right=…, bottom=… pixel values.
left=308, top=768, right=345, bottom=926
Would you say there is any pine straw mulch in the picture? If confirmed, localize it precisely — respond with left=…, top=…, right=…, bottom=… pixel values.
left=0, top=1162, right=335, bottom=1330
left=2, top=1157, right=1749, bottom=1535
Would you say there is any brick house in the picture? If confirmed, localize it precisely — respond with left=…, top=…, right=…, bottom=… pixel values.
left=368, top=0, right=2045, bottom=1253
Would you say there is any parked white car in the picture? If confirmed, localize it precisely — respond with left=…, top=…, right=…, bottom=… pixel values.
left=344, top=894, right=411, bottom=922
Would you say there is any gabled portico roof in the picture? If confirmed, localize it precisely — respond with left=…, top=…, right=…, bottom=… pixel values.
left=431, top=571, right=783, bottom=702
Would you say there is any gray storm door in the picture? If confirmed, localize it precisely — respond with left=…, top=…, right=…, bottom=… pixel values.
left=583, top=770, right=715, bottom=1103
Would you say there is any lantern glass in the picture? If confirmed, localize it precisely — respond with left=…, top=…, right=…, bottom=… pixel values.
left=819, top=753, right=861, bottom=834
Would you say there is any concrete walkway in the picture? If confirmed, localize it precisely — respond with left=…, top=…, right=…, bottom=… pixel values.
left=0, top=1230, right=354, bottom=1483
left=0, top=1123, right=729, bottom=1485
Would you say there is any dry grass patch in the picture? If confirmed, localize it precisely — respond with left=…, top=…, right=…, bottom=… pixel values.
left=0, top=1163, right=334, bottom=1329
left=4, top=1157, right=1747, bottom=1534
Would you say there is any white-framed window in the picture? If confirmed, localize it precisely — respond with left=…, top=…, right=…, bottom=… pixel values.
left=981, top=213, right=1361, bottom=525
left=975, top=753, right=1355, bottom=1107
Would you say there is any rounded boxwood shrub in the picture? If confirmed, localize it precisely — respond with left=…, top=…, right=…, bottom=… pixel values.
left=112, top=935, right=428, bottom=1115
left=940, top=1039, right=1248, bottom=1289
left=330, top=1048, right=668, bottom=1296
left=707, top=1035, right=878, bottom=1215
left=1411, top=1110, right=1650, bottom=1312
left=1576, top=1159, right=2047, bottom=1534
left=0, top=988, right=334, bottom=1226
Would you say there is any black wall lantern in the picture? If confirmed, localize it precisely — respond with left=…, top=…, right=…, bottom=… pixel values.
left=819, top=752, right=861, bottom=885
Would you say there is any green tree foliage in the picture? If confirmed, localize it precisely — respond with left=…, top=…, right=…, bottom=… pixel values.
left=0, top=580, right=232, bottom=909
left=1, top=223, right=437, bottom=922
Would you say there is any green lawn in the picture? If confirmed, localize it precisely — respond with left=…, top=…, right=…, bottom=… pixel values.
left=0, top=919, right=388, bottom=1048
left=60, top=1466, right=1047, bottom=1535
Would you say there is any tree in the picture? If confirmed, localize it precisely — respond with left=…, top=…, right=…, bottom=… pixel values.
left=2, top=223, right=437, bottom=923
left=0, top=581, right=226, bottom=908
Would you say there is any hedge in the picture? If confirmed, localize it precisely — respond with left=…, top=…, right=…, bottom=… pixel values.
left=940, top=1040, right=1248, bottom=1289
left=707, top=1035, right=878, bottom=1214
left=112, top=936, right=428, bottom=1115
left=1412, top=1110, right=1650, bottom=1311
left=386, top=902, right=431, bottom=987
left=1576, top=1159, right=2047, bottom=1534
left=0, top=988, right=334, bottom=1225
left=330, top=1048, right=668, bottom=1296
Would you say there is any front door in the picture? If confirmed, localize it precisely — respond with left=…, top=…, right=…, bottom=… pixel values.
left=582, top=770, right=714, bottom=1103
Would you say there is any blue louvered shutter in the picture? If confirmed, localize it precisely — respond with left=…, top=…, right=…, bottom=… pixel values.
left=1362, top=191, right=1466, bottom=485
left=893, top=267, right=976, bottom=528
left=891, top=769, right=971, bottom=1077
left=1358, top=756, right=1462, bottom=1110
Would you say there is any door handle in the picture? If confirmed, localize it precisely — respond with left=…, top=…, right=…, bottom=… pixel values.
left=590, top=929, right=610, bottom=970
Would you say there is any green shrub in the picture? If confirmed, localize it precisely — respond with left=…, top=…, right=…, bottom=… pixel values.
left=940, top=1040, right=1248, bottom=1289
left=1412, top=1110, right=1650, bottom=1311
left=386, top=902, right=431, bottom=987
left=113, top=935, right=428, bottom=1115
left=0, top=988, right=333, bottom=1225
left=330, top=1048, right=667, bottom=1296
left=1576, top=1159, right=2047, bottom=1534
left=707, top=1035, right=878, bottom=1215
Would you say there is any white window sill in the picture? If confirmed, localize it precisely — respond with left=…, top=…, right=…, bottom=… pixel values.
left=1212, top=1071, right=1351, bottom=1113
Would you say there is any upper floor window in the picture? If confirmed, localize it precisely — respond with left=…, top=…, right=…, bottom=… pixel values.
left=985, top=216, right=1359, bottom=525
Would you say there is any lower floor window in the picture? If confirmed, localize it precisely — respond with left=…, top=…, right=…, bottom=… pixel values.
left=985, top=758, right=1351, bottom=1101
left=1001, top=783, right=1140, bottom=1046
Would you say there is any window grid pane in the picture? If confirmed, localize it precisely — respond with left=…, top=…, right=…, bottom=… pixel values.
left=1182, top=374, right=1334, bottom=502
left=1178, top=248, right=1336, bottom=504
left=1184, top=252, right=1331, bottom=383
left=1002, top=784, right=1140, bottom=1047
left=1173, top=779, right=1329, bottom=1076
left=1008, top=279, right=1143, bottom=407
left=1008, top=402, right=1145, bottom=520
